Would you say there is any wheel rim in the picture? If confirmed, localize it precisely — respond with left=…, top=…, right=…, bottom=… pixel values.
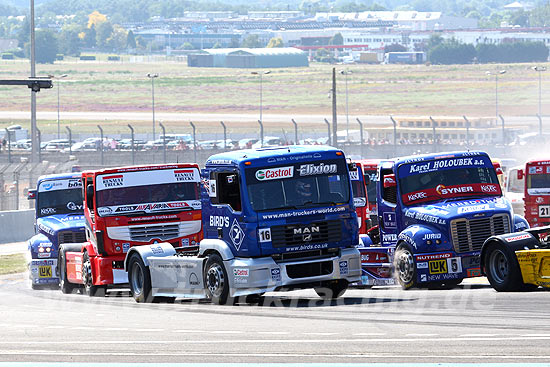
left=489, top=249, right=509, bottom=284
left=206, top=264, right=225, bottom=298
left=397, top=248, right=415, bottom=284
left=131, top=262, right=144, bottom=296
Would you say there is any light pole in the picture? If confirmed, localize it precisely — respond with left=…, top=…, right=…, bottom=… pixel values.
left=340, top=70, right=352, bottom=141
left=533, top=66, right=546, bottom=129
left=251, top=70, right=270, bottom=124
left=49, top=74, right=67, bottom=139
left=486, top=70, right=506, bottom=123
left=147, top=73, right=159, bottom=140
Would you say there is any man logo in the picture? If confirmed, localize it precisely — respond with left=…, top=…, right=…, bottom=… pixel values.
left=303, top=234, right=312, bottom=242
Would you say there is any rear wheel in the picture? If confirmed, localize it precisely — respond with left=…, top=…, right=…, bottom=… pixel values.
left=58, top=247, right=77, bottom=294
left=315, top=280, right=348, bottom=300
left=82, top=251, right=106, bottom=297
left=394, top=244, right=417, bottom=289
left=485, top=242, right=523, bottom=292
left=204, top=254, right=232, bottom=305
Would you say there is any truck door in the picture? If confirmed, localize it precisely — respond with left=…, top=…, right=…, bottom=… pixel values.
left=378, top=167, right=399, bottom=247
left=206, top=170, right=252, bottom=256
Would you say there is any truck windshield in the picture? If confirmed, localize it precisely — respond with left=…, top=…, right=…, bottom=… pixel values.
left=245, top=159, right=350, bottom=212
left=398, top=156, right=500, bottom=206
left=527, top=166, right=550, bottom=194
left=37, top=179, right=83, bottom=218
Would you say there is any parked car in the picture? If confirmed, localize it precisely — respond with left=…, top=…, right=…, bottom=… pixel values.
left=238, top=138, right=258, bottom=149
left=118, top=139, right=146, bottom=150
left=251, top=136, right=284, bottom=149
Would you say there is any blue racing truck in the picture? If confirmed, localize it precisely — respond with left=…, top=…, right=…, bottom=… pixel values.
left=124, top=146, right=361, bottom=304
left=27, top=173, right=86, bottom=289
left=360, top=151, right=528, bottom=289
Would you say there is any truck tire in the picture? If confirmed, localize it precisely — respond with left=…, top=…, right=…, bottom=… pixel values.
left=394, top=244, right=417, bottom=290
left=58, top=247, right=77, bottom=294
left=82, top=251, right=106, bottom=297
left=127, top=253, right=153, bottom=303
left=315, top=280, right=348, bottom=300
left=484, top=241, right=523, bottom=292
left=204, top=254, right=232, bottom=305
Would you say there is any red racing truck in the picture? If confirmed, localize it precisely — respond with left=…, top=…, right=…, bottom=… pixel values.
left=358, top=159, right=380, bottom=231
left=517, top=159, right=550, bottom=228
left=350, top=162, right=369, bottom=234
left=57, top=164, right=202, bottom=296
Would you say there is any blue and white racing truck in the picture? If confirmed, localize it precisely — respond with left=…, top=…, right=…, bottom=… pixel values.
left=27, top=173, right=86, bottom=289
left=360, top=151, right=529, bottom=289
left=124, top=146, right=361, bottom=304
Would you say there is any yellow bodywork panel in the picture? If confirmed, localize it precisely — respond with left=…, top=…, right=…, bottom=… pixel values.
left=516, top=249, right=550, bottom=287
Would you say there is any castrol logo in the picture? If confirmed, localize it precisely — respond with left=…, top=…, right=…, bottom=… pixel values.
left=255, top=166, right=294, bottom=181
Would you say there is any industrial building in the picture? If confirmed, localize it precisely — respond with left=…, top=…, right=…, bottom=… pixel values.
left=188, top=47, right=309, bottom=68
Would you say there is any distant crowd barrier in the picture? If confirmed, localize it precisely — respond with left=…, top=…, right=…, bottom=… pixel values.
left=0, top=209, right=34, bottom=244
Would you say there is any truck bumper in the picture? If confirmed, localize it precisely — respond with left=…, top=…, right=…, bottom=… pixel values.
left=29, top=258, right=58, bottom=285
left=225, top=248, right=361, bottom=297
left=414, top=250, right=481, bottom=284
left=354, top=247, right=395, bottom=287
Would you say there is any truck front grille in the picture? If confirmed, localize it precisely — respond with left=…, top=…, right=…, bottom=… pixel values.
left=58, top=231, right=86, bottom=244
left=270, top=220, right=342, bottom=247
left=450, top=214, right=510, bottom=253
left=130, top=223, right=180, bottom=242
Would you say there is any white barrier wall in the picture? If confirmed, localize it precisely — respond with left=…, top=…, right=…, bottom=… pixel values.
left=0, top=210, right=35, bottom=244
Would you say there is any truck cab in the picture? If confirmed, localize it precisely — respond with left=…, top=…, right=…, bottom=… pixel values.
left=27, top=173, right=85, bottom=289
left=361, top=151, right=528, bottom=289
left=58, top=164, right=202, bottom=296
left=125, top=146, right=362, bottom=304
left=350, top=161, right=368, bottom=234
left=518, top=159, right=550, bottom=227
left=358, top=159, right=380, bottom=229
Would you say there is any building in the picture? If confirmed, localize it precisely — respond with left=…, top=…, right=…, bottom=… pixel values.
left=188, top=48, right=309, bottom=68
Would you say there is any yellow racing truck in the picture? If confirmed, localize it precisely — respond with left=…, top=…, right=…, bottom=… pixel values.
left=481, top=226, right=550, bottom=291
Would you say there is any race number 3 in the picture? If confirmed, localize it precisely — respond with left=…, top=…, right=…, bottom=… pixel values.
left=258, top=228, right=272, bottom=243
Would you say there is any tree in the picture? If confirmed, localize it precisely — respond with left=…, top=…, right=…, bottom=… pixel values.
left=58, top=24, right=82, bottom=56
left=266, top=37, right=284, bottom=48
left=106, top=25, right=127, bottom=50
left=88, top=11, right=107, bottom=29
left=508, top=10, right=529, bottom=27
left=96, top=21, right=113, bottom=48
left=126, top=30, right=136, bottom=49
left=182, top=42, right=194, bottom=50
left=530, top=4, right=550, bottom=27
left=428, top=39, right=476, bottom=64
left=29, top=30, right=58, bottom=63
left=16, top=16, right=30, bottom=48
left=79, top=25, right=96, bottom=48
left=241, top=34, right=262, bottom=48
left=329, top=33, right=344, bottom=46
left=212, top=41, right=222, bottom=49
left=385, top=43, right=407, bottom=52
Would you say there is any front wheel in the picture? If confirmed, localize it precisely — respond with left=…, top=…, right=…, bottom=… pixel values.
left=315, top=280, right=348, bottom=300
left=127, top=253, right=153, bottom=303
left=82, top=251, right=106, bottom=297
left=485, top=242, right=523, bottom=292
left=59, top=247, right=77, bottom=294
left=204, top=254, right=232, bottom=305
left=394, top=244, right=417, bottom=289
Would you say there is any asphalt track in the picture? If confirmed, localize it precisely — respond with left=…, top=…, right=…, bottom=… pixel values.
left=1, top=269, right=550, bottom=365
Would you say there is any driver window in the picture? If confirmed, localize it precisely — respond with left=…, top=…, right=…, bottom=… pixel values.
left=213, top=172, right=242, bottom=212
left=380, top=168, right=397, bottom=204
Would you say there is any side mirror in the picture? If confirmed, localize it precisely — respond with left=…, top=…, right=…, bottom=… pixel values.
left=517, top=169, right=524, bottom=180
left=495, top=167, right=503, bottom=175
left=348, top=162, right=357, bottom=172
left=383, top=174, right=396, bottom=189
left=27, top=189, right=36, bottom=200
left=86, top=185, right=94, bottom=210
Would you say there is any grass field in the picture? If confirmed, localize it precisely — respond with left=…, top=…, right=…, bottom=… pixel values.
left=0, top=56, right=548, bottom=135
left=0, top=253, right=26, bottom=275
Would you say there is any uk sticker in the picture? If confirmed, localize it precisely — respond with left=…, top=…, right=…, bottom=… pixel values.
left=271, top=268, right=281, bottom=282
left=181, top=238, right=190, bottom=247
left=122, top=243, right=130, bottom=253
left=339, top=261, right=349, bottom=275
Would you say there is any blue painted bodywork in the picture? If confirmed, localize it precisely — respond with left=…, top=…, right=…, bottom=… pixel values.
left=201, top=146, right=359, bottom=258
left=359, top=151, right=528, bottom=286
left=27, top=173, right=86, bottom=286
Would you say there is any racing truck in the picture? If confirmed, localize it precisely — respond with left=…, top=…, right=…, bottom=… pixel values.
left=350, top=161, right=368, bottom=234
left=358, top=159, right=380, bottom=230
left=27, top=173, right=86, bottom=289
left=512, top=159, right=550, bottom=228
left=359, top=151, right=528, bottom=289
left=124, top=146, right=362, bottom=304
left=482, top=225, right=550, bottom=291
left=57, top=164, right=202, bottom=296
